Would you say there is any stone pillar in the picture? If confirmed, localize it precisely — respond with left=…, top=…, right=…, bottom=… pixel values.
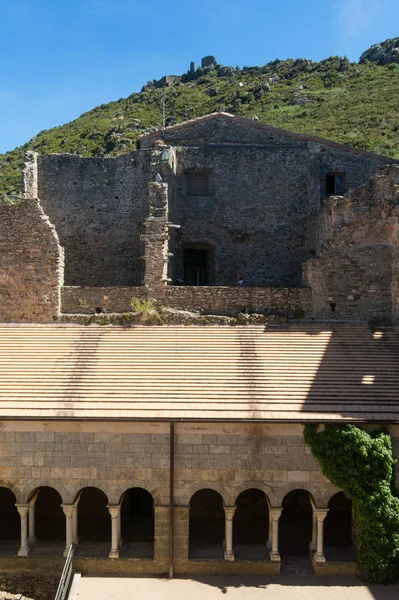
left=154, top=505, right=170, bottom=563
left=72, top=494, right=81, bottom=545
left=267, top=510, right=272, bottom=549
left=16, top=505, right=30, bottom=557
left=269, top=508, right=282, bottom=562
left=224, top=506, right=236, bottom=562
left=27, top=494, right=38, bottom=544
left=142, top=183, right=171, bottom=288
left=173, top=506, right=189, bottom=563
left=117, top=512, right=122, bottom=547
left=315, top=509, right=329, bottom=563
left=23, top=151, right=38, bottom=199
left=108, top=505, right=120, bottom=559
left=311, top=508, right=317, bottom=551
left=72, top=505, right=79, bottom=545
left=62, top=505, right=74, bottom=557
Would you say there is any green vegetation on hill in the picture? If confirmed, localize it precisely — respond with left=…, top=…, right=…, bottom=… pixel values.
left=1, top=47, right=399, bottom=196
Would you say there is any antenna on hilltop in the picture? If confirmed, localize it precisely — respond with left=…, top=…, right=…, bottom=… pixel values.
left=161, top=93, right=166, bottom=134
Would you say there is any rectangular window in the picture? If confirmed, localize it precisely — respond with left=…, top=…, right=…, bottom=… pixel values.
left=326, top=172, right=346, bottom=195
left=186, top=170, right=210, bottom=196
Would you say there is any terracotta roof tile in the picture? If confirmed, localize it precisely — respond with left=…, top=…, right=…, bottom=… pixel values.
left=0, top=323, right=398, bottom=422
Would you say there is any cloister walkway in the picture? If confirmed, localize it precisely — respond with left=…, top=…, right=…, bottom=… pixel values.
left=71, top=575, right=399, bottom=600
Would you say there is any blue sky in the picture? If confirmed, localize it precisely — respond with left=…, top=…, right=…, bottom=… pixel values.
left=0, top=0, right=398, bottom=154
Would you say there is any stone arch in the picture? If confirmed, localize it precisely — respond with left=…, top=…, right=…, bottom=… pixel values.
left=185, top=482, right=227, bottom=506
left=0, top=486, right=19, bottom=541
left=274, top=483, right=323, bottom=507
left=115, top=482, right=161, bottom=506
left=233, top=488, right=270, bottom=561
left=279, top=488, right=314, bottom=557
left=321, top=487, right=343, bottom=507
left=0, top=481, right=21, bottom=502
left=189, top=488, right=225, bottom=560
left=75, top=486, right=110, bottom=545
left=120, top=487, right=155, bottom=558
left=325, top=491, right=354, bottom=554
left=31, top=486, right=65, bottom=542
left=20, top=479, right=70, bottom=504
left=71, top=481, right=110, bottom=504
left=230, top=482, right=277, bottom=507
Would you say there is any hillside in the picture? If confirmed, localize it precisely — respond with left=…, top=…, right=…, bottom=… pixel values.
left=1, top=42, right=399, bottom=196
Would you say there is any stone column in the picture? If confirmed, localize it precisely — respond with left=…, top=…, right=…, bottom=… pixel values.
left=269, top=508, right=282, bottom=562
left=16, top=505, right=30, bottom=557
left=62, top=505, right=74, bottom=557
left=28, top=494, right=38, bottom=544
left=117, top=512, right=122, bottom=547
left=315, top=509, right=329, bottom=563
left=267, top=510, right=272, bottom=550
left=72, top=495, right=80, bottom=545
left=311, top=508, right=317, bottom=551
left=224, top=506, right=236, bottom=562
left=108, top=505, right=120, bottom=559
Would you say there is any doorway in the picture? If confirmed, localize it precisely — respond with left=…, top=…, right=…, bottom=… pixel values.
left=184, top=249, right=208, bottom=286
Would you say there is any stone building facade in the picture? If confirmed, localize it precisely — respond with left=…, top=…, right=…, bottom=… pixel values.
left=1, top=111, right=395, bottom=325
left=0, top=113, right=399, bottom=581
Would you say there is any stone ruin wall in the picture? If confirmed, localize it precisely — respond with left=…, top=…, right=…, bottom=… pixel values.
left=37, top=151, right=150, bottom=287
left=0, top=195, right=63, bottom=324
left=148, top=116, right=389, bottom=288
left=304, top=165, right=399, bottom=323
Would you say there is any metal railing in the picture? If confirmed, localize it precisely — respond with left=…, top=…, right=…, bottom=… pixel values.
left=54, top=545, right=74, bottom=600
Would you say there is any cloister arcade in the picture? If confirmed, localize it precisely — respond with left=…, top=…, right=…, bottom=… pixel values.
left=0, top=485, right=354, bottom=566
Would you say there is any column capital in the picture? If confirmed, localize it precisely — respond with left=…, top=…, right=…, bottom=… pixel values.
left=15, top=504, right=29, bottom=518
left=62, top=504, right=74, bottom=519
left=269, top=508, right=282, bottom=520
left=223, top=506, right=236, bottom=521
left=315, top=508, right=329, bottom=521
left=107, top=505, right=121, bottom=519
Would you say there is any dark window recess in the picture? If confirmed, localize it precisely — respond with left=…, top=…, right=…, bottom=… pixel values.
left=326, top=173, right=346, bottom=195
left=184, top=249, right=208, bottom=286
left=186, top=171, right=210, bottom=196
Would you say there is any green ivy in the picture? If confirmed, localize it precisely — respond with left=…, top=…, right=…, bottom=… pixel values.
left=304, top=423, right=399, bottom=583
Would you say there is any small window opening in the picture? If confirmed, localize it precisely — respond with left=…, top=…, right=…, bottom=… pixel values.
left=326, top=173, right=346, bottom=195
left=186, top=170, right=210, bottom=196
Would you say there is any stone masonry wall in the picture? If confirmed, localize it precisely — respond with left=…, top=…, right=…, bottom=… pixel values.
left=0, top=420, right=398, bottom=573
left=0, top=198, right=63, bottom=323
left=37, top=152, right=150, bottom=287
left=60, top=285, right=312, bottom=316
left=0, top=420, right=337, bottom=509
left=304, top=165, right=399, bottom=322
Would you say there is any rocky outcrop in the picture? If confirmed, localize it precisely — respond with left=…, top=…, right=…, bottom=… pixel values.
left=360, top=37, right=399, bottom=65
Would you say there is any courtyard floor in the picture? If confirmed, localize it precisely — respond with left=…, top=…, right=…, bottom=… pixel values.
left=72, top=575, right=399, bottom=600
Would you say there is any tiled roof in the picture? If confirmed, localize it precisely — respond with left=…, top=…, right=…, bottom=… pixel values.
left=0, top=324, right=398, bottom=422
